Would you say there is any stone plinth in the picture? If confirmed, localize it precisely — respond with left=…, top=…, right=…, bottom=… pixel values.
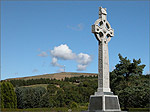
left=88, top=94, right=121, bottom=112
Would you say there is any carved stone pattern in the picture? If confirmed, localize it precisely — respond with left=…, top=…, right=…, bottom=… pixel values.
left=98, top=41, right=103, bottom=88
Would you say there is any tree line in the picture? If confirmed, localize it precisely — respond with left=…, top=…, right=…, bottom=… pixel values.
left=0, top=54, right=149, bottom=110
left=8, top=75, right=97, bottom=88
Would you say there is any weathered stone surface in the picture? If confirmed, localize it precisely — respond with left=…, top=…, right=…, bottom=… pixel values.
left=88, top=95, right=120, bottom=112
left=88, top=7, right=121, bottom=112
left=105, top=96, right=120, bottom=110
left=89, top=96, right=102, bottom=111
left=92, top=7, right=114, bottom=93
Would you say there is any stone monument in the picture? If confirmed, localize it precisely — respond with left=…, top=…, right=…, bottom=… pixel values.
left=88, top=7, right=121, bottom=112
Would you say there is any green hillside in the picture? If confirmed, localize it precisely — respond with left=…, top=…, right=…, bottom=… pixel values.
left=6, top=72, right=97, bottom=81
left=1, top=54, right=149, bottom=111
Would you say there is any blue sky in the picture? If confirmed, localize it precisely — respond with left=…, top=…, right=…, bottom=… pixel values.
left=1, top=1, right=149, bottom=80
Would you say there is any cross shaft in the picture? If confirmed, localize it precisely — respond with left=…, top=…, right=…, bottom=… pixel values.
left=92, top=7, right=114, bottom=94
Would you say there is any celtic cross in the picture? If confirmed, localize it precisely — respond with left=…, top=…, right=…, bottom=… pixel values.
left=92, top=7, right=114, bottom=94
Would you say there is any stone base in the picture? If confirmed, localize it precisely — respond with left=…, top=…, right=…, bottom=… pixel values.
left=88, top=93, right=121, bottom=112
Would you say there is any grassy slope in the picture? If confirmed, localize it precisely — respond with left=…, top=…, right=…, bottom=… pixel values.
left=22, top=84, right=49, bottom=89
left=6, top=72, right=97, bottom=81
left=1, top=108, right=149, bottom=112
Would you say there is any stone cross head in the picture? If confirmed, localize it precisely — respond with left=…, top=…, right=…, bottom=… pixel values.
left=92, top=7, right=114, bottom=43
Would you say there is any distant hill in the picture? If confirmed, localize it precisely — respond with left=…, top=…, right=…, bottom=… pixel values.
left=6, top=72, right=98, bottom=81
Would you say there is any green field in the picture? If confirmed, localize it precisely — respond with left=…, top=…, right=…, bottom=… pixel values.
left=22, top=84, right=49, bottom=89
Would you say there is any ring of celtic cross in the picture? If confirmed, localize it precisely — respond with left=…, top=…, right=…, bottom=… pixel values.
left=92, top=19, right=114, bottom=43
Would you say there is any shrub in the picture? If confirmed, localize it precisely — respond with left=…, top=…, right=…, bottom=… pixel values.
left=69, top=101, right=78, bottom=108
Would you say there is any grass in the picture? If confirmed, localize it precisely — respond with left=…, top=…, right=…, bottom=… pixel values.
left=128, top=108, right=150, bottom=111
left=6, top=72, right=97, bottom=81
left=1, top=108, right=68, bottom=112
left=1, top=107, right=87, bottom=112
left=1, top=107, right=149, bottom=112
left=22, top=84, right=49, bottom=89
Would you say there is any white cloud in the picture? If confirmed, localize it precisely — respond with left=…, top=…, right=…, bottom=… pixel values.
left=38, top=51, right=48, bottom=57
left=67, top=23, right=84, bottom=31
left=51, top=57, right=64, bottom=68
left=50, top=44, right=73, bottom=71
left=58, top=68, right=65, bottom=72
left=50, top=44, right=92, bottom=72
left=50, top=44, right=76, bottom=60
left=76, top=53, right=92, bottom=71
left=77, top=23, right=84, bottom=30
left=77, top=64, right=87, bottom=71
left=77, top=53, right=92, bottom=65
